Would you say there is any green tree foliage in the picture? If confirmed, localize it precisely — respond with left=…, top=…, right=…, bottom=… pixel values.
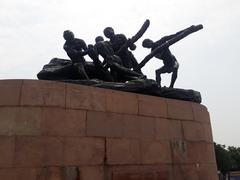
left=214, top=143, right=233, bottom=172
left=214, top=142, right=240, bottom=172
left=228, top=146, right=240, bottom=170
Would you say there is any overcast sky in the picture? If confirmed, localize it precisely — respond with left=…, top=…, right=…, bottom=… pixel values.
left=0, top=0, right=240, bottom=146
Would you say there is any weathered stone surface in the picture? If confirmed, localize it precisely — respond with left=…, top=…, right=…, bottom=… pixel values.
left=0, top=79, right=216, bottom=179
left=109, top=165, right=171, bottom=180
left=0, top=168, right=37, bottom=180
left=182, top=121, right=213, bottom=142
left=62, top=79, right=202, bottom=103
left=138, top=94, right=167, bottom=118
left=66, top=83, right=106, bottom=111
left=171, top=140, right=188, bottom=164
left=185, top=142, right=216, bottom=164
left=107, top=138, right=141, bottom=165
left=14, top=107, right=43, bottom=136
left=87, top=111, right=123, bottom=137
left=0, top=107, right=17, bottom=135
left=192, top=103, right=210, bottom=123
left=21, top=80, right=65, bottom=107
left=198, top=163, right=218, bottom=180
left=37, top=167, right=63, bottom=180
left=106, top=90, right=138, bottom=114
left=42, top=108, right=86, bottom=136
left=122, top=114, right=142, bottom=139
left=63, top=137, right=105, bottom=166
left=0, top=80, right=22, bottom=106
left=15, top=136, right=63, bottom=167
left=155, top=118, right=170, bottom=140
left=182, top=121, right=205, bottom=141
left=79, top=166, right=104, bottom=180
left=0, top=136, right=15, bottom=167
left=167, top=99, right=194, bottom=120
left=140, top=140, right=172, bottom=164
left=0, top=168, right=16, bottom=180
left=173, top=164, right=199, bottom=180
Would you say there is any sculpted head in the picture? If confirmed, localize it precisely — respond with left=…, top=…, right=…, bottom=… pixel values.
left=142, top=39, right=154, bottom=48
left=63, top=30, right=74, bottom=41
left=95, top=36, right=104, bottom=43
left=103, top=27, right=115, bottom=39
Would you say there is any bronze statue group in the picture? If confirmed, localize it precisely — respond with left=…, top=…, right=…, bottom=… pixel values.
left=59, top=20, right=203, bottom=88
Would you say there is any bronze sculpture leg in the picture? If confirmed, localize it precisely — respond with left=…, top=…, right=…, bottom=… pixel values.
left=74, top=62, right=90, bottom=80
left=155, top=66, right=168, bottom=87
left=169, top=68, right=178, bottom=88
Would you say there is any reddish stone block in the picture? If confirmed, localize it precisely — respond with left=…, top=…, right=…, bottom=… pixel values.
left=138, top=94, right=167, bottom=118
left=0, top=136, right=15, bottom=167
left=182, top=122, right=213, bottom=142
left=143, top=173, right=155, bottom=180
left=106, top=90, right=138, bottom=115
left=87, top=111, right=123, bottom=137
left=156, top=118, right=183, bottom=140
left=197, top=164, right=218, bottom=180
left=66, top=83, right=106, bottom=111
left=42, top=108, right=86, bottom=136
left=63, top=166, right=79, bottom=180
left=140, top=116, right=155, bottom=139
left=0, top=107, right=17, bottom=135
left=122, top=114, right=141, bottom=138
left=15, top=136, right=63, bottom=167
left=14, top=168, right=38, bottom=180
left=182, top=121, right=205, bottom=141
left=113, top=173, right=142, bottom=180
left=202, top=123, right=213, bottom=142
left=185, top=142, right=200, bottom=163
left=79, top=166, right=104, bottom=180
left=63, top=137, right=104, bottom=165
left=171, top=140, right=187, bottom=164
left=192, top=103, right=210, bottom=123
left=141, top=140, right=172, bottom=164
left=37, top=166, right=78, bottom=180
left=108, top=165, right=172, bottom=180
left=107, top=138, right=141, bottom=165
left=43, top=137, right=64, bottom=166
left=123, top=115, right=156, bottom=139
left=0, top=107, right=43, bottom=136
left=0, top=169, right=16, bottom=180
left=172, top=165, right=184, bottom=180
left=185, top=142, right=216, bottom=164
left=21, top=80, right=65, bottom=107
left=112, top=169, right=170, bottom=180
left=0, top=80, right=22, bottom=106
left=169, top=120, right=183, bottom=140
left=156, top=171, right=170, bottom=180
left=37, top=167, right=63, bottom=180
left=0, top=168, right=38, bottom=180
left=155, top=118, right=170, bottom=140
left=14, top=107, right=43, bottom=136
left=181, top=164, right=199, bottom=180
left=167, top=99, right=194, bottom=120
left=199, top=143, right=216, bottom=164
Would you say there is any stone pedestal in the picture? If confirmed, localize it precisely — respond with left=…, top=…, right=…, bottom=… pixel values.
left=0, top=80, right=218, bottom=180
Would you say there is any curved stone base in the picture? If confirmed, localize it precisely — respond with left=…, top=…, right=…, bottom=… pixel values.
left=0, top=80, right=217, bottom=180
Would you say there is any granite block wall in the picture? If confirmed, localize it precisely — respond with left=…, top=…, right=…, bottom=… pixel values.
left=0, top=80, right=218, bottom=180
